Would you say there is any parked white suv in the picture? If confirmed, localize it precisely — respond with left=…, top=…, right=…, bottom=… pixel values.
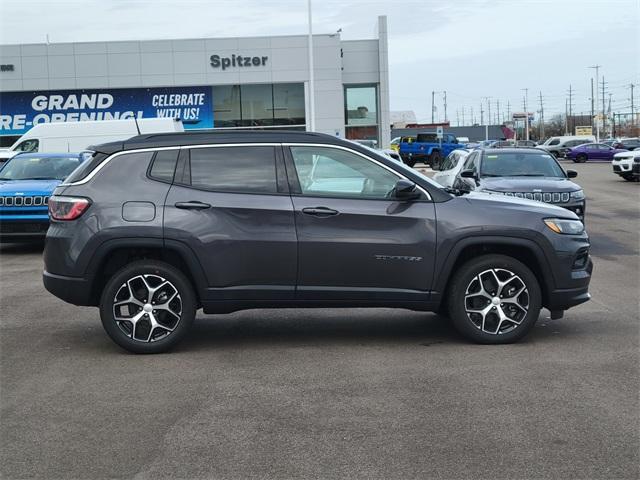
left=432, top=149, right=471, bottom=188
left=612, top=150, right=640, bottom=181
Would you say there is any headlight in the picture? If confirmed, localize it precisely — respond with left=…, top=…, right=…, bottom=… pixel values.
left=544, top=218, right=584, bottom=235
left=570, top=189, right=585, bottom=200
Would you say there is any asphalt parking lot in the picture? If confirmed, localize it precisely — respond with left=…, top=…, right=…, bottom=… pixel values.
left=1, top=161, right=638, bottom=479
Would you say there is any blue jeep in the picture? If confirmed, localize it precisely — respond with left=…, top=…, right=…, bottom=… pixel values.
left=0, top=152, right=89, bottom=242
left=399, top=132, right=462, bottom=168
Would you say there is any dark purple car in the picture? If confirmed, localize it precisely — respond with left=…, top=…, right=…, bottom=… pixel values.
left=566, top=143, right=628, bottom=162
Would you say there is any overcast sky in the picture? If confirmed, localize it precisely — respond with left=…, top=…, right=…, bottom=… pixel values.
left=1, top=0, right=638, bottom=123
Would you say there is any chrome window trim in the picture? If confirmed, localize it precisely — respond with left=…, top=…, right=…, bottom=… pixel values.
left=61, top=141, right=431, bottom=200
left=61, top=146, right=182, bottom=186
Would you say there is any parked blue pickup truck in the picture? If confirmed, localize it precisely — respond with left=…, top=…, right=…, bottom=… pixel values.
left=399, top=132, right=462, bottom=168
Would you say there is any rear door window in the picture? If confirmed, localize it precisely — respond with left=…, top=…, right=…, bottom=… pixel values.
left=188, top=146, right=278, bottom=194
left=149, top=150, right=179, bottom=183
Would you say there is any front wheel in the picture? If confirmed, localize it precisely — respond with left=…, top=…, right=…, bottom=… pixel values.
left=99, top=260, right=196, bottom=353
left=447, top=255, right=542, bottom=344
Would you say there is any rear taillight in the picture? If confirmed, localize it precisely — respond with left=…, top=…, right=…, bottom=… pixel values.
left=48, top=196, right=91, bottom=221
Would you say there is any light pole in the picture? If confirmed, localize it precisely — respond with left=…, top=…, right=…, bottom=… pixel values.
left=307, top=0, right=316, bottom=132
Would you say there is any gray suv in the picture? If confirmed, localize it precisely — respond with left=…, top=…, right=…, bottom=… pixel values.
left=43, top=131, right=592, bottom=353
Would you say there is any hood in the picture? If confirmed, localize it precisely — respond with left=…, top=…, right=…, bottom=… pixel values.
left=0, top=179, right=62, bottom=195
left=465, top=191, right=576, bottom=218
left=478, top=176, right=580, bottom=193
left=614, top=150, right=640, bottom=159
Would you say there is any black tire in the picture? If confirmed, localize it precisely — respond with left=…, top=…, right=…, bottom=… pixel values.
left=621, top=174, right=635, bottom=182
left=404, top=158, right=416, bottom=168
left=447, top=254, right=542, bottom=344
left=99, top=260, right=196, bottom=354
left=577, top=153, right=588, bottom=163
left=429, top=150, right=443, bottom=169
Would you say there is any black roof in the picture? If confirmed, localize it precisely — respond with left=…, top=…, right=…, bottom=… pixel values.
left=90, top=130, right=352, bottom=154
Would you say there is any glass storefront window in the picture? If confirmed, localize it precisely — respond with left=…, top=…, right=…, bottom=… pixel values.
left=212, top=83, right=305, bottom=128
left=212, top=85, right=242, bottom=127
left=240, top=84, right=274, bottom=126
left=273, top=83, right=305, bottom=125
left=345, top=85, right=378, bottom=127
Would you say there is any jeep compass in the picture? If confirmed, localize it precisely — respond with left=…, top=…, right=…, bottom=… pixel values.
left=43, top=131, right=593, bottom=353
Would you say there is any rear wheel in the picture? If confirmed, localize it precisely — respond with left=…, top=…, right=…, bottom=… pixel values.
left=576, top=153, right=588, bottom=163
left=447, top=255, right=542, bottom=344
left=99, top=260, right=196, bottom=354
left=430, top=151, right=443, bottom=169
left=403, top=157, right=416, bottom=168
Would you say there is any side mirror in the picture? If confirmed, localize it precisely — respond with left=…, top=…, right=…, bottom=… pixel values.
left=460, top=169, right=477, bottom=179
left=566, top=169, right=578, bottom=178
left=393, top=179, right=421, bottom=201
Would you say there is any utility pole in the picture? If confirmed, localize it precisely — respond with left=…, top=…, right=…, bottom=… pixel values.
left=480, top=102, right=484, bottom=125
left=589, top=65, right=601, bottom=141
left=431, top=91, right=435, bottom=123
left=601, top=77, right=607, bottom=137
left=456, top=109, right=459, bottom=127
left=462, top=106, right=465, bottom=126
left=567, top=84, right=573, bottom=135
left=565, top=98, right=569, bottom=135
left=520, top=88, right=529, bottom=140
left=471, top=106, right=474, bottom=125
left=484, top=97, right=492, bottom=126
left=506, top=100, right=511, bottom=120
left=496, top=99, right=500, bottom=124
left=590, top=78, right=595, bottom=121
left=539, top=91, right=544, bottom=140
left=443, top=91, right=447, bottom=123
left=631, top=84, right=635, bottom=126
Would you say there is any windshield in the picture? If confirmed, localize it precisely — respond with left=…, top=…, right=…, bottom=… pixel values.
left=0, top=155, right=84, bottom=181
left=480, top=151, right=565, bottom=178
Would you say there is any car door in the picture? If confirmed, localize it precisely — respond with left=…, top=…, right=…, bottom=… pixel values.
left=163, top=144, right=297, bottom=300
left=284, top=144, right=437, bottom=301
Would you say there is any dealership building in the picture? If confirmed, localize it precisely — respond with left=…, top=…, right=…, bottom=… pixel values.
left=0, top=16, right=390, bottom=148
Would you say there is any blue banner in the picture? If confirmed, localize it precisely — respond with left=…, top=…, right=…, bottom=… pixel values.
left=0, top=86, right=214, bottom=135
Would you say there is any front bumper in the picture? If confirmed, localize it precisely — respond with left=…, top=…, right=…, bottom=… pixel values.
left=546, top=257, right=593, bottom=310
left=612, top=160, right=640, bottom=177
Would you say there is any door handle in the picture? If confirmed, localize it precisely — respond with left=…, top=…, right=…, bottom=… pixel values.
left=301, top=206, right=339, bottom=217
left=174, top=201, right=211, bottom=210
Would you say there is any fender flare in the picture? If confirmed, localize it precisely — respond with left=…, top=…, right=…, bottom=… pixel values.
left=432, top=234, right=556, bottom=297
left=85, top=237, right=209, bottom=302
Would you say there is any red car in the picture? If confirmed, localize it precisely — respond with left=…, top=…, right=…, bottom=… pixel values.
left=565, top=143, right=628, bottom=162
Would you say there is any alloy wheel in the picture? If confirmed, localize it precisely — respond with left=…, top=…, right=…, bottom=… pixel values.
left=112, top=274, right=183, bottom=342
left=464, top=268, right=529, bottom=335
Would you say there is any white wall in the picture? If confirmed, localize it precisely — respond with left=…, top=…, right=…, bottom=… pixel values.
left=0, top=18, right=390, bottom=141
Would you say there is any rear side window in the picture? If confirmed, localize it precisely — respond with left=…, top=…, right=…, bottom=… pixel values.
left=64, top=151, right=109, bottom=183
left=149, top=150, right=179, bottom=182
left=189, top=146, right=277, bottom=194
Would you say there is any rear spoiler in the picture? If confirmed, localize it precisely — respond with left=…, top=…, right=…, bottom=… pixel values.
left=87, top=140, right=124, bottom=155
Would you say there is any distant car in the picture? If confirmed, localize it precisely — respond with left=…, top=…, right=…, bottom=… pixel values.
left=611, top=150, right=640, bottom=181
left=516, top=140, right=538, bottom=147
left=0, top=152, right=89, bottom=242
left=537, top=136, right=595, bottom=158
left=432, top=149, right=472, bottom=188
left=352, top=139, right=378, bottom=149
left=565, top=143, right=628, bottom=162
left=617, top=138, right=640, bottom=151
left=452, top=148, right=586, bottom=219
left=492, top=140, right=516, bottom=148
left=399, top=132, right=461, bottom=168
left=389, top=136, right=401, bottom=152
